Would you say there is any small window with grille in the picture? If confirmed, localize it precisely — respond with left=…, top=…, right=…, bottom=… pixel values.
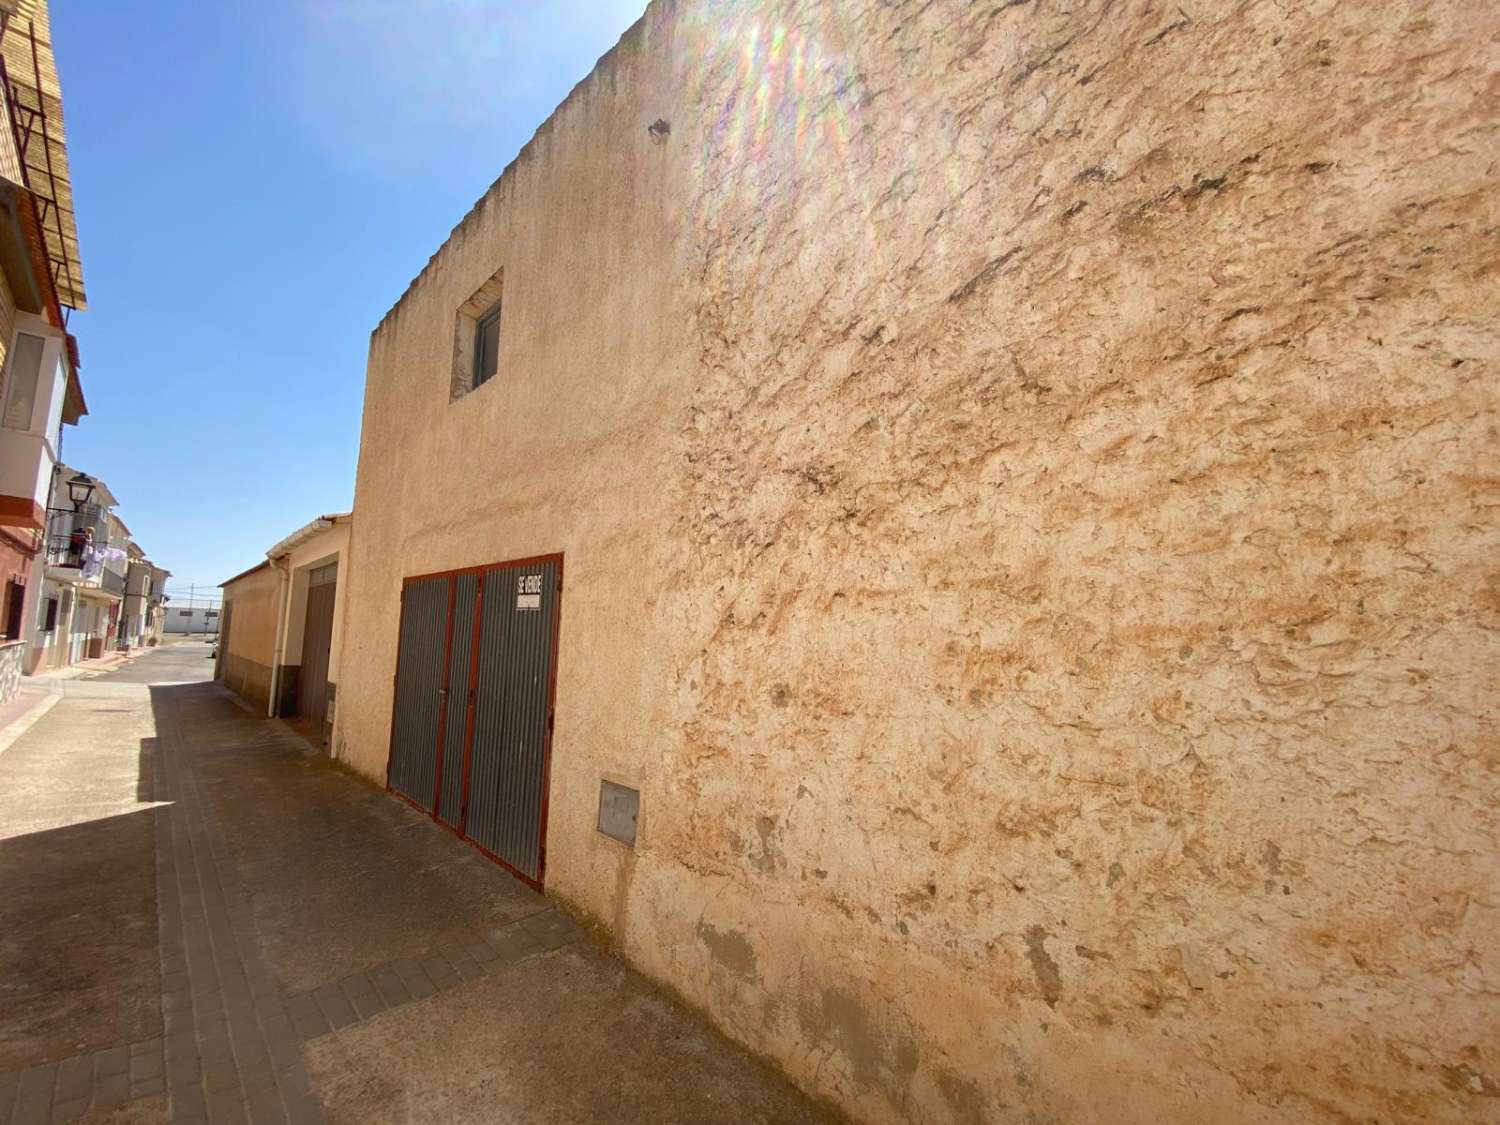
left=473, top=302, right=502, bottom=388
left=452, top=267, right=504, bottom=400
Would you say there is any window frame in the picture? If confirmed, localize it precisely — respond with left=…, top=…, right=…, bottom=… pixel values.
left=472, top=301, right=502, bottom=389
left=2, top=579, right=23, bottom=639
left=451, top=266, right=504, bottom=402
left=1, top=332, right=46, bottom=431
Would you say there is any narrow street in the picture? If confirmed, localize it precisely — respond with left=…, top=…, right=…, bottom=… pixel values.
left=0, top=641, right=826, bottom=1125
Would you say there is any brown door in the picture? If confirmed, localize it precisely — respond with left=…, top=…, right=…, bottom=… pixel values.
left=298, top=563, right=338, bottom=740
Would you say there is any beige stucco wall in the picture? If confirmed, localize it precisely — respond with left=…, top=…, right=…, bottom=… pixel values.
left=220, top=564, right=279, bottom=712
left=336, top=3, right=1499, bottom=1122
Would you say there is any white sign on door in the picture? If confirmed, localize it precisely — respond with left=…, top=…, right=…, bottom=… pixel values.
left=517, top=573, right=542, bottom=610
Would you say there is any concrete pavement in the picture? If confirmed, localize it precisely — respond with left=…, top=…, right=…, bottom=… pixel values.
left=89, top=639, right=220, bottom=686
left=0, top=644, right=831, bottom=1125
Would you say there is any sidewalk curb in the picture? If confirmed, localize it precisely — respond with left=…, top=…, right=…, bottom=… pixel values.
left=0, top=691, right=61, bottom=758
left=27, top=649, right=140, bottom=683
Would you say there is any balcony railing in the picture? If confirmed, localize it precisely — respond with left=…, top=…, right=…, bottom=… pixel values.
left=45, top=533, right=83, bottom=568
left=45, top=507, right=107, bottom=547
left=46, top=536, right=129, bottom=596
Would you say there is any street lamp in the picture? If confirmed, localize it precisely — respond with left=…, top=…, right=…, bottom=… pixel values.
left=66, top=473, right=95, bottom=507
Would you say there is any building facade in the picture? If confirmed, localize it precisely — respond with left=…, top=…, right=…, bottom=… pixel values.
left=219, top=513, right=351, bottom=744
left=34, top=465, right=148, bottom=667
left=0, top=324, right=82, bottom=678
left=335, top=4, right=1496, bottom=1124
left=163, top=604, right=219, bottom=635
left=122, top=551, right=168, bottom=648
left=0, top=0, right=89, bottom=698
left=145, top=564, right=169, bottom=644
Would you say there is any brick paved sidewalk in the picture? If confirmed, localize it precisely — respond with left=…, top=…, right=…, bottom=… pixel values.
left=0, top=649, right=828, bottom=1125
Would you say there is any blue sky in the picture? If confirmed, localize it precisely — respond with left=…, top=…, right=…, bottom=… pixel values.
left=50, top=0, right=645, bottom=599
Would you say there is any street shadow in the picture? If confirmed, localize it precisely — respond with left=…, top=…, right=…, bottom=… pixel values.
left=142, top=679, right=545, bottom=997
left=0, top=719, right=162, bottom=1072
left=122, top=683, right=832, bottom=1125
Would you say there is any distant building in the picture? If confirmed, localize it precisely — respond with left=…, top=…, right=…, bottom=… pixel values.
left=218, top=513, right=351, bottom=745
left=34, top=466, right=158, bottom=667
left=164, top=604, right=220, bottom=636
left=122, top=550, right=169, bottom=648
left=146, top=564, right=170, bottom=644
left=34, top=465, right=119, bottom=667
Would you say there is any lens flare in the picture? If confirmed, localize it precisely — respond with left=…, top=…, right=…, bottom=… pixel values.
left=678, top=2, right=882, bottom=296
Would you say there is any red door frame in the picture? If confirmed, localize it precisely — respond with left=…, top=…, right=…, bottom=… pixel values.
left=383, top=552, right=564, bottom=891
left=383, top=585, right=408, bottom=792
left=456, top=572, right=486, bottom=835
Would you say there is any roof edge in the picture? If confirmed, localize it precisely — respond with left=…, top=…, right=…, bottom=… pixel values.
left=265, top=511, right=352, bottom=561
left=219, top=559, right=272, bottom=588
left=372, top=5, right=653, bottom=336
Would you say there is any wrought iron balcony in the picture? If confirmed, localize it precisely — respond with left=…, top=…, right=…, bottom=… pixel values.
left=45, top=534, right=129, bottom=597
left=45, top=533, right=83, bottom=568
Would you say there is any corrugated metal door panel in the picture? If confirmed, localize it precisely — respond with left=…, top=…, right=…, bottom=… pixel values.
left=436, top=572, right=478, bottom=826
left=388, top=576, right=448, bottom=811
left=464, top=567, right=513, bottom=860
left=466, top=558, right=558, bottom=882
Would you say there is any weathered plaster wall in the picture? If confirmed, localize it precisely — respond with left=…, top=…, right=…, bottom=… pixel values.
left=338, top=2, right=1499, bottom=1122
left=221, top=652, right=272, bottom=715
left=220, top=565, right=280, bottom=712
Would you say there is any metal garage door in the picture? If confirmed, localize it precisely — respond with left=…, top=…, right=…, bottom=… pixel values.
left=463, top=558, right=560, bottom=882
left=385, top=555, right=563, bottom=888
left=387, top=576, right=449, bottom=810
left=435, top=572, right=479, bottom=828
